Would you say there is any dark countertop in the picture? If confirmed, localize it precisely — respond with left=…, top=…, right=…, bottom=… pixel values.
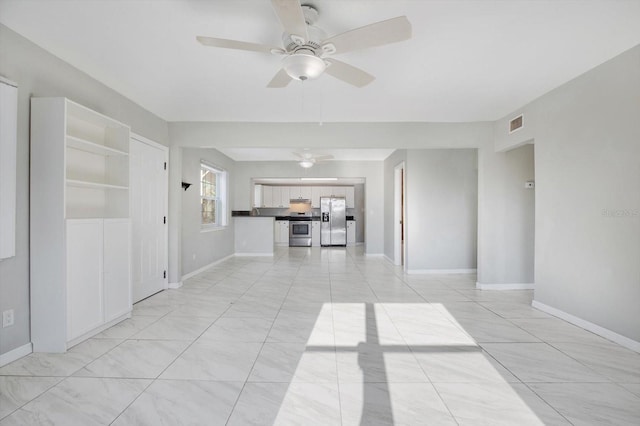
left=232, top=211, right=355, bottom=221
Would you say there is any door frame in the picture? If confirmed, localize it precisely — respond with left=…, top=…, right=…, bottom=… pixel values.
left=130, top=133, right=169, bottom=298
left=393, top=161, right=406, bottom=268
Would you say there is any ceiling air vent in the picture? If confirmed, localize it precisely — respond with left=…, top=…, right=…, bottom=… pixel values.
left=509, top=114, right=524, bottom=133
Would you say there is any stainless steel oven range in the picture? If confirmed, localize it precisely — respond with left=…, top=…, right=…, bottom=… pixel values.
left=289, top=217, right=312, bottom=247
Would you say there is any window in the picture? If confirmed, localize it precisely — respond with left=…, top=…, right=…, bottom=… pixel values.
left=200, top=162, right=227, bottom=228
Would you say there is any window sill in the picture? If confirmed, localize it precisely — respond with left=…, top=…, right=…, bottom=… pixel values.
left=201, top=225, right=228, bottom=233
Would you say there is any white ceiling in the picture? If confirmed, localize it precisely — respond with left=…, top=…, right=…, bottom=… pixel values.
left=2, top=0, right=640, bottom=124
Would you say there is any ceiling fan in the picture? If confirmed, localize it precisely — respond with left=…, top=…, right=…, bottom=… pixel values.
left=294, top=151, right=333, bottom=168
left=196, top=0, right=412, bottom=88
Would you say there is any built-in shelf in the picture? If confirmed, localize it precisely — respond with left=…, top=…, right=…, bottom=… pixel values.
left=66, top=179, right=128, bottom=190
left=31, top=97, right=132, bottom=353
left=66, top=135, right=128, bottom=157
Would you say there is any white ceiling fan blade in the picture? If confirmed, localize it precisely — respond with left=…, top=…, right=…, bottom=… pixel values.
left=324, top=59, right=375, bottom=88
left=267, top=68, right=293, bottom=88
left=322, top=16, right=411, bottom=55
left=271, top=0, right=309, bottom=43
left=313, top=155, right=334, bottom=161
left=196, top=36, right=282, bottom=54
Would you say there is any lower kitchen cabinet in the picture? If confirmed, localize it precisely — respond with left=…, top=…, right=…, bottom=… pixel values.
left=312, top=220, right=320, bottom=247
left=347, top=220, right=356, bottom=246
left=274, top=220, right=289, bottom=245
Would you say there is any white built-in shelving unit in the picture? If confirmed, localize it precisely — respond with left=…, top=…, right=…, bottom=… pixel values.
left=30, top=97, right=132, bottom=352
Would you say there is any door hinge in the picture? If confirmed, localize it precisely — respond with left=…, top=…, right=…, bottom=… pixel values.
left=163, top=270, right=166, bottom=279
left=163, top=162, right=167, bottom=170
left=163, top=216, right=166, bottom=224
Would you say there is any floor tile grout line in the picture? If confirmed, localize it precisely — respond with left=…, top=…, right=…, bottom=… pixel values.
left=224, top=248, right=307, bottom=424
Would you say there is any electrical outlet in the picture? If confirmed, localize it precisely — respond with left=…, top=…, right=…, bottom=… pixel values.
left=2, top=309, right=14, bottom=328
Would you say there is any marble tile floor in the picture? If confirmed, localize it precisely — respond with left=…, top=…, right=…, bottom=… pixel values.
left=1, top=246, right=639, bottom=425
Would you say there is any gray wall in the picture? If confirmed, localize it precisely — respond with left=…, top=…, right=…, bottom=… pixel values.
left=495, top=44, right=640, bottom=342
left=477, top=142, right=535, bottom=284
left=0, top=24, right=169, bottom=357
left=181, top=148, right=235, bottom=275
left=405, top=149, right=478, bottom=271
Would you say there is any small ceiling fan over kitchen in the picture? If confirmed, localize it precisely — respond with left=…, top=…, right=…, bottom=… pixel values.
left=196, top=0, right=412, bottom=88
left=294, top=151, right=333, bottom=168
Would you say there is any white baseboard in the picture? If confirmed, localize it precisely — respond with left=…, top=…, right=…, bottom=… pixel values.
left=476, top=282, right=535, bottom=290
left=0, top=342, right=32, bottom=367
left=168, top=281, right=183, bottom=289
left=383, top=255, right=395, bottom=264
left=532, top=300, right=640, bottom=353
left=235, top=253, right=274, bottom=257
left=407, top=268, right=477, bottom=275
left=365, top=253, right=384, bottom=257
left=181, top=253, right=235, bottom=281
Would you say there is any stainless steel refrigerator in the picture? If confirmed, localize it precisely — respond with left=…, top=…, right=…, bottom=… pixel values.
left=320, top=197, right=346, bottom=246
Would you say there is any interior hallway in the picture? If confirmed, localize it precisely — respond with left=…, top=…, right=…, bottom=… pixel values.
left=1, top=247, right=639, bottom=425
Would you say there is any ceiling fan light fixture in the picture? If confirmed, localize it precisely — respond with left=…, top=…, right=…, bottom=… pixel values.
left=299, top=159, right=315, bottom=168
left=283, top=53, right=326, bottom=81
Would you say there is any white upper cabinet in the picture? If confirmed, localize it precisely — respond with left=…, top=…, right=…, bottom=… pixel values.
left=332, top=186, right=346, bottom=198
left=311, top=186, right=323, bottom=207
left=262, top=185, right=272, bottom=207
left=299, top=186, right=312, bottom=200
left=258, top=184, right=355, bottom=209
left=345, top=186, right=355, bottom=208
left=279, top=186, right=290, bottom=206
left=289, top=186, right=301, bottom=199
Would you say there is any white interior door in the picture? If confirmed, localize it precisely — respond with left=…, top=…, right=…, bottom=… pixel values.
left=130, top=135, right=168, bottom=302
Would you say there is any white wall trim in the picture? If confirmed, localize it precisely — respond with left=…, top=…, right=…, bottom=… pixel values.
left=383, top=255, right=395, bottom=264
left=235, top=253, right=274, bottom=257
left=532, top=300, right=640, bottom=353
left=407, top=268, right=477, bottom=275
left=476, top=282, right=535, bottom=290
left=168, top=281, right=183, bottom=289
left=181, top=254, right=235, bottom=281
left=365, top=253, right=385, bottom=257
left=0, top=342, right=32, bottom=367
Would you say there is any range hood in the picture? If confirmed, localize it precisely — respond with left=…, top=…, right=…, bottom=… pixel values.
left=290, top=199, right=311, bottom=213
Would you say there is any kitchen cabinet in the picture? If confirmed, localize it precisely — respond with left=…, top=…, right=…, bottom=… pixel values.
left=289, top=186, right=301, bottom=199
left=290, top=186, right=312, bottom=200
left=280, top=187, right=290, bottom=206
left=312, top=220, right=320, bottom=247
left=259, top=184, right=355, bottom=208
left=347, top=220, right=356, bottom=246
left=332, top=186, right=346, bottom=198
left=275, top=220, right=289, bottom=244
left=311, top=186, right=323, bottom=207
left=271, top=186, right=282, bottom=207
left=30, top=97, right=132, bottom=353
left=268, top=186, right=290, bottom=207
left=345, top=186, right=355, bottom=208
left=262, top=185, right=272, bottom=207
left=253, top=184, right=262, bottom=208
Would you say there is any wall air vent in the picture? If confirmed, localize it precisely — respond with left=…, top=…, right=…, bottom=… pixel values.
left=509, top=114, right=524, bottom=133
